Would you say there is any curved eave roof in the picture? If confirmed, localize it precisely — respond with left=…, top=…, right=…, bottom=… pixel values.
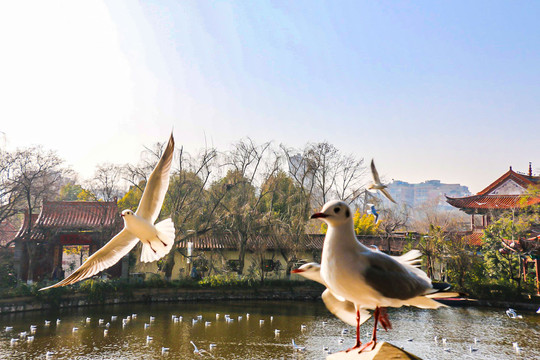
left=446, top=194, right=540, bottom=212
left=37, top=201, right=121, bottom=229
left=478, top=169, right=540, bottom=195
left=15, top=201, right=122, bottom=242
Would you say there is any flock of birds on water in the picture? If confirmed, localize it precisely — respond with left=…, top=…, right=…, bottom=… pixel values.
left=2, top=133, right=538, bottom=358
left=2, top=306, right=538, bottom=358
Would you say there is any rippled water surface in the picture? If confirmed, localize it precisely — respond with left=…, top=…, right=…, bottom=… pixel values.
left=1, top=300, right=539, bottom=359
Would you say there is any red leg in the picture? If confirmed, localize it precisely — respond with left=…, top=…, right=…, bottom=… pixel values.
left=358, top=307, right=381, bottom=353
left=378, top=308, right=392, bottom=331
left=345, top=308, right=362, bottom=352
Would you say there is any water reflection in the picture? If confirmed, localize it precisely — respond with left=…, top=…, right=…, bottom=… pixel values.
left=1, top=300, right=539, bottom=359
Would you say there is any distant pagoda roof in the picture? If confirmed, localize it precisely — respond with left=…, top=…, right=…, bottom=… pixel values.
left=446, top=166, right=540, bottom=214
left=16, top=200, right=122, bottom=242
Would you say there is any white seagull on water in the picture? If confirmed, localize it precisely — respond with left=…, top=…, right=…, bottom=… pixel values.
left=312, top=200, right=453, bottom=352
left=40, top=134, right=176, bottom=290
left=368, top=160, right=396, bottom=204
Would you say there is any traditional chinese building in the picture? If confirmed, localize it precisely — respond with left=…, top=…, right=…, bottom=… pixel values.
left=446, top=164, right=540, bottom=294
left=446, top=164, right=540, bottom=245
left=13, top=200, right=123, bottom=283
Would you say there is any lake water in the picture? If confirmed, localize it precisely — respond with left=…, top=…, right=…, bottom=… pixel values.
left=1, top=300, right=539, bottom=359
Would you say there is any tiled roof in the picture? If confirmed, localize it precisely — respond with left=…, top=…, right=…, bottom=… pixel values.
left=0, top=220, right=19, bottom=247
left=15, top=201, right=121, bottom=242
left=478, top=169, right=540, bottom=196
left=185, top=234, right=323, bottom=251
left=464, top=232, right=484, bottom=246
left=446, top=194, right=540, bottom=211
left=183, top=234, right=409, bottom=253
left=38, top=201, right=120, bottom=229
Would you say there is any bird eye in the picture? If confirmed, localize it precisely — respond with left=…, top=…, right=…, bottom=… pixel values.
left=334, top=207, right=341, bottom=213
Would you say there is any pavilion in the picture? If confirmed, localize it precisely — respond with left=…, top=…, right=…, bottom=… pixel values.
left=13, top=200, right=123, bottom=283
left=446, top=163, right=540, bottom=294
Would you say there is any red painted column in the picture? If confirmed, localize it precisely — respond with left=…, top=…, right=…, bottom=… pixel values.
left=534, top=259, right=540, bottom=295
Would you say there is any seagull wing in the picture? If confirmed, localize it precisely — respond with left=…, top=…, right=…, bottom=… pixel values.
left=380, top=188, right=397, bottom=203
left=396, top=249, right=422, bottom=267
left=363, top=250, right=432, bottom=300
left=136, top=133, right=175, bottom=222
left=370, top=159, right=381, bottom=184
left=322, top=289, right=371, bottom=327
left=40, top=229, right=138, bottom=290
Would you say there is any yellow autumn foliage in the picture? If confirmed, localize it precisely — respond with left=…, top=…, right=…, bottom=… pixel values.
left=320, top=209, right=380, bottom=235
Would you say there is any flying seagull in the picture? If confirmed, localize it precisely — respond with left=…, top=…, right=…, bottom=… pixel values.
left=366, top=203, right=379, bottom=223
left=40, top=134, right=176, bottom=290
left=368, top=159, right=396, bottom=204
left=312, top=200, right=452, bottom=353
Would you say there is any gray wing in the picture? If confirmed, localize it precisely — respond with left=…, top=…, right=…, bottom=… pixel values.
left=136, top=134, right=174, bottom=222
left=370, top=159, right=381, bottom=184
left=380, top=188, right=396, bottom=204
left=363, top=251, right=431, bottom=300
left=40, top=229, right=138, bottom=290
left=322, top=289, right=371, bottom=327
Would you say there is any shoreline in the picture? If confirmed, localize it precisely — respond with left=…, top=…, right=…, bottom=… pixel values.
left=0, top=287, right=539, bottom=315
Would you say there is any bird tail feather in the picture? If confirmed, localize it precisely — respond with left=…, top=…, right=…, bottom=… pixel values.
left=404, top=296, right=446, bottom=309
left=140, top=219, right=175, bottom=263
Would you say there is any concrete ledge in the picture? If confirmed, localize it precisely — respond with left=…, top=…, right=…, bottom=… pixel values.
left=327, top=342, right=422, bottom=360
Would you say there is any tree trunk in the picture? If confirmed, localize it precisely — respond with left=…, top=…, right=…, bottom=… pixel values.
left=26, top=243, right=35, bottom=283
left=162, top=250, right=176, bottom=281
left=238, top=233, right=247, bottom=275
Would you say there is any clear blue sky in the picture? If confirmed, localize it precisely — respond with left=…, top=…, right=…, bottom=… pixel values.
left=1, top=1, right=539, bottom=193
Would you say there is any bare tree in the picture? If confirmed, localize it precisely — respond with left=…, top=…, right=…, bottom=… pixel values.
left=7, top=146, right=69, bottom=282
left=88, top=163, right=124, bottom=201
left=377, top=204, right=410, bottom=253
left=214, top=138, right=281, bottom=275
left=160, top=145, right=222, bottom=280
left=282, top=141, right=366, bottom=208
left=0, top=150, right=23, bottom=238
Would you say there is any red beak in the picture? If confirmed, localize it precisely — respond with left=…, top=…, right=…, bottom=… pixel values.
left=291, top=269, right=304, bottom=274
left=310, top=212, right=328, bottom=219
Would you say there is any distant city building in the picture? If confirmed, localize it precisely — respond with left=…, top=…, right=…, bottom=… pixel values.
left=386, top=179, right=470, bottom=210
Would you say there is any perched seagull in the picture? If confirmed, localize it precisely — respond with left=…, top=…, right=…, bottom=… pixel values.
left=292, top=339, right=306, bottom=351
left=312, top=200, right=452, bottom=352
left=191, top=341, right=203, bottom=356
left=40, top=134, right=175, bottom=290
left=292, top=263, right=371, bottom=327
left=368, top=160, right=396, bottom=204
left=366, top=204, right=379, bottom=223
left=292, top=250, right=429, bottom=328
left=506, top=308, right=522, bottom=319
